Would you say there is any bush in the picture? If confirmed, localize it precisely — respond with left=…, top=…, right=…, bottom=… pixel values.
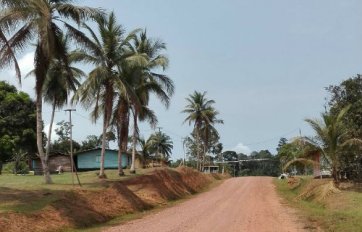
left=3, top=161, right=30, bottom=174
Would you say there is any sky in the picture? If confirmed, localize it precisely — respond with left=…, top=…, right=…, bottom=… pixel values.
left=1, top=0, right=362, bottom=160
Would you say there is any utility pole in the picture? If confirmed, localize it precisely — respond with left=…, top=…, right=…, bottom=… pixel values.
left=156, top=127, right=162, bottom=163
left=65, top=109, right=81, bottom=187
left=182, top=137, right=187, bottom=167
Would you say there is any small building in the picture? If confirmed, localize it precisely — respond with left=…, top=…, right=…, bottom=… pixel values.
left=74, top=148, right=143, bottom=171
left=31, top=152, right=71, bottom=175
left=308, top=151, right=331, bottom=178
left=203, top=165, right=219, bottom=173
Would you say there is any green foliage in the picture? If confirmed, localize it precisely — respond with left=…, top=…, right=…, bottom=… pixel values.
left=3, top=161, right=29, bottom=174
left=182, top=91, right=223, bottom=170
left=304, top=106, right=362, bottom=182
left=147, top=131, right=173, bottom=160
left=51, top=120, right=81, bottom=154
left=326, top=75, right=362, bottom=181
left=221, top=150, right=280, bottom=176
left=80, top=135, right=101, bottom=151
left=327, top=74, right=362, bottom=138
left=170, top=158, right=183, bottom=168
left=0, top=81, right=36, bottom=162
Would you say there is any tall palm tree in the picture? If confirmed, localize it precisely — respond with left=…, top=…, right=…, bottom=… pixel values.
left=147, top=131, right=173, bottom=161
left=27, top=35, right=84, bottom=163
left=199, top=107, right=223, bottom=166
left=0, top=0, right=101, bottom=183
left=305, top=106, right=362, bottom=183
left=111, top=96, right=130, bottom=176
left=72, top=12, right=143, bottom=178
left=120, top=30, right=174, bottom=174
left=182, top=91, right=218, bottom=171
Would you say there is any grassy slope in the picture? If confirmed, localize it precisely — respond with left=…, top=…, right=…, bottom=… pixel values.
left=274, top=177, right=362, bottom=232
left=0, top=167, right=226, bottom=232
left=0, top=169, right=155, bottom=214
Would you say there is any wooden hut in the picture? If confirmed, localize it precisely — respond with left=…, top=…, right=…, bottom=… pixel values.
left=31, top=152, right=71, bottom=175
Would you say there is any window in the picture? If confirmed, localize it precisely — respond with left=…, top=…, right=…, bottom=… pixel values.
left=96, top=155, right=101, bottom=163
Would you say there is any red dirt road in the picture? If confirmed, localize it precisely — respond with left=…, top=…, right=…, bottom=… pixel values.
left=105, top=177, right=307, bottom=232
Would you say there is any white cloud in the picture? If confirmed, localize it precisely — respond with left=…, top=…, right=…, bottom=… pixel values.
left=231, top=142, right=252, bottom=155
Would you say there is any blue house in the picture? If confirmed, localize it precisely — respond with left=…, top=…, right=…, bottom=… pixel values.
left=75, top=148, right=131, bottom=170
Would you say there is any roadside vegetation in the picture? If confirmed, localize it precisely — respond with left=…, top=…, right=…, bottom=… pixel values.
left=274, top=75, right=362, bottom=231
left=275, top=177, right=362, bottom=231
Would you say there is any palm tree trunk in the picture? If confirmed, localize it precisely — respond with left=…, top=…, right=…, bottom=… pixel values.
left=36, top=91, right=53, bottom=184
left=116, top=124, right=124, bottom=176
left=45, top=99, right=56, bottom=164
left=130, top=111, right=137, bottom=174
left=195, top=126, right=201, bottom=172
left=118, top=100, right=129, bottom=176
left=99, top=112, right=108, bottom=178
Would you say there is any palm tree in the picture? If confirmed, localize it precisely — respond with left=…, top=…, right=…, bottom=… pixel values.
left=111, top=97, right=130, bottom=176
left=138, top=137, right=152, bottom=167
left=0, top=0, right=101, bottom=183
left=72, top=12, right=141, bottom=178
left=182, top=91, right=219, bottom=171
left=119, top=30, right=174, bottom=174
left=305, top=106, right=362, bottom=183
left=27, top=35, right=84, bottom=164
left=199, top=108, right=223, bottom=166
left=147, top=131, right=174, bottom=162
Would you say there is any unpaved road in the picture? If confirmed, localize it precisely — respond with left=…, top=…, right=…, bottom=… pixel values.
left=105, top=177, right=307, bottom=232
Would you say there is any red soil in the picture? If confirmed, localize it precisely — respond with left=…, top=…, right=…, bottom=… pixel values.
left=0, top=167, right=224, bottom=232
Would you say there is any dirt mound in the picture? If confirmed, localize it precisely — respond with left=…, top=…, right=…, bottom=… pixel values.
left=0, top=168, right=225, bottom=232
left=297, top=179, right=340, bottom=202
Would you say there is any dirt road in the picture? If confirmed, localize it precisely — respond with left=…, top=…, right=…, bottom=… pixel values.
left=105, top=177, right=307, bottom=232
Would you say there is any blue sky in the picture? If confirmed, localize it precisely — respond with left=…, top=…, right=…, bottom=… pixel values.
left=1, top=0, right=362, bottom=159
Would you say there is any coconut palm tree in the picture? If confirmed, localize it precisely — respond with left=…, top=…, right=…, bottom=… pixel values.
left=182, top=91, right=219, bottom=171
left=305, top=106, right=362, bottom=183
left=118, top=30, right=174, bottom=174
left=111, top=96, right=130, bottom=176
left=0, top=0, right=101, bottom=183
left=147, top=131, right=173, bottom=161
left=27, top=35, right=84, bottom=163
left=72, top=12, right=142, bottom=178
left=199, top=108, right=223, bottom=167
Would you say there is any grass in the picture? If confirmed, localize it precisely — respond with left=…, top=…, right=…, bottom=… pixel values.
left=0, top=168, right=156, bottom=214
left=274, top=177, right=362, bottom=232
left=0, top=168, right=155, bottom=190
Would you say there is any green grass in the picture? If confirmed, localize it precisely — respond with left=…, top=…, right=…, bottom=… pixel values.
left=274, top=177, right=362, bottom=232
left=0, top=168, right=155, bottom=214
left=0, top=168, right=154, bottom=190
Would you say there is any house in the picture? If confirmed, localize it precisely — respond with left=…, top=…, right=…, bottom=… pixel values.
left=308, top=151, right=331, bottom=178
left=31, top=152, right=72, bottom=175
left=74, top=148, right=143, bottom=171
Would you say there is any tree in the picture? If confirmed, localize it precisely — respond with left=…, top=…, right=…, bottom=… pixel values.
left=326, top=74, right=362, bottom=138
left=326, top=75, right=362, bottom=181
left=147, top=131, right=173, bottom=161
left=26, top=35, right=84, bottom=162
left=305, top=106, right=362, bottom=183
left=72, top=12, right=140, bottom=178
left=80, top=135, right=100, bottom=151
left=183, top=91, right=222, bottom=171
left=51, top=120, right=80, bottom=153
left=0, top=81, right=36, bottom=163
left=125, top=30, right=174, bottom=174
left=0, top=0, right=101, bottom=183
left=276, top=137, right=288, bottom=152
